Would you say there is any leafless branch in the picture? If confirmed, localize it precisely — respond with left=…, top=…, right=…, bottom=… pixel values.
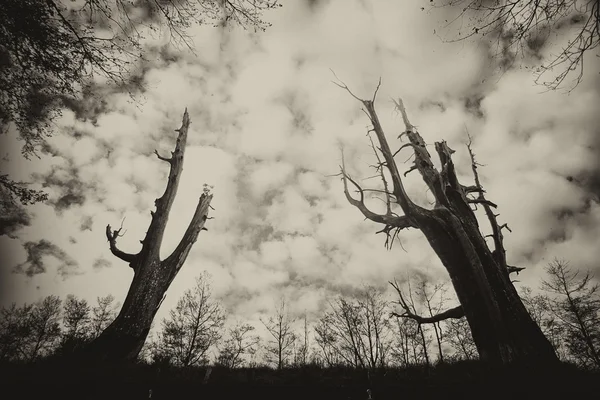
left=105, top=223, right=138, bottom=266
left=340, top=150, right=415, bottom=239
left=154, top=149, right=173, bottom=163
left=466, top=134, right=510, bottom=271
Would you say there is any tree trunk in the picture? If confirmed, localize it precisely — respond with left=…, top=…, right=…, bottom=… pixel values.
left=82, top=109, right=213, bottom=362
left=336, top=81, right=558, bottom=366
left=414, top=207, right=557, bottom=365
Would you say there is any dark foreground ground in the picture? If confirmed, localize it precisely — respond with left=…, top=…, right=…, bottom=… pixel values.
left=2, top=359, right=598, bottom=400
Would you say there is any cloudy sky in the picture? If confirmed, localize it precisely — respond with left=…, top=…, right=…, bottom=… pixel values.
left=1, top=0, right=600, bottom=341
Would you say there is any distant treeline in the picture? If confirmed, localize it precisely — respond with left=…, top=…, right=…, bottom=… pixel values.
left=1, top=261, right=599, bottom=370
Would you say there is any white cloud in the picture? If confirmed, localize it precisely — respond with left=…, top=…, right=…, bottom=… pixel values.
left=3, top=0, right=600, bottom=350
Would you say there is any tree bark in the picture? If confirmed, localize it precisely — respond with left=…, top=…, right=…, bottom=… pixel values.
left=336, top=80, right=558, bottom=366
left=82, top=109, right=213, bottom=362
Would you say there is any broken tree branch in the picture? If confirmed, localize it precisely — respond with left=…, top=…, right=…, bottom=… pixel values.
left=164, top=193, right=213, bottom=276
left=140, top=108, right=191, bottom=261
left=154, top=149, right=173, bottom=163
left=507, top=266, right=526, bottom=275
left=389, top=279, right=464, bottom=324
left=105, top=224, right=138, bottom=266
left=390, top=305, right=465, bottom=324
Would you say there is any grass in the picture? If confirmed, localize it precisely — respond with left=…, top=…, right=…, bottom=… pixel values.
left=2, top=358, right=598, bottom=399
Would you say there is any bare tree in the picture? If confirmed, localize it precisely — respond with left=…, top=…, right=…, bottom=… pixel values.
left=360, top=288, right=392, bottom=368
left=60, top=295, right=91, bottom=354
left=217, top=322, right=260, bottom=368
left=433, top=0, right=599, bottom=90
left=390, top=279, right=431, bottom=368
left=519, top=286, right=567, bottom=359
left=90, top=295, right=118, bottom=339
left=63, top=295, right=91, bottom=340
left=83, top=110, right=213, bottom=362
left=445, top=318, right=478, bottom=361
left=315, top=287, right=391, bottom=369
left=314, top=316, right=342, bottom=367
left=155, top=272, right=225, bottom=367
left=0, top=303, right=34, bottom=361
left=541, top=259, right=600, bottom=368
left=24, top=295, right=62, bottom=362
left=293, top=313, right=310, bottom=366
left=416, top=278, right=449, bottom=363
left=389, top=317, right=419, bottom=367
left=262, top=298, right=297, bottom=370
left=335, top=79, right=557, bottom=366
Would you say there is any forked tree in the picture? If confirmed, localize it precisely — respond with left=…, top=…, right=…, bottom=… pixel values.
left=83, top=109, right=213, bottom=362
left=335, top=79, right=558, bottom=366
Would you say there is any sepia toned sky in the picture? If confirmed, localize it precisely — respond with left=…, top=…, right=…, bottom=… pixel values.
left=1, top=0, right=600, bottom=341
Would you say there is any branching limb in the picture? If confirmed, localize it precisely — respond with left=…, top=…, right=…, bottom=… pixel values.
left=154, top=149, right=172, bottom=163
left=105, top=222, right=138, bottom=266
left=340, top=152, right=415, bottom=231
left=331, top=73, right=420, bottom=216
left=389, top=280, right=464, bottom=323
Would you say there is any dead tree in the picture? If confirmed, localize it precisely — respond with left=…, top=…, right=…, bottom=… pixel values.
left=262, top=298, right=297, bottom=370
left=336, top=79, right=557, bottom=366
left=83, top=109, right=213, bottom=362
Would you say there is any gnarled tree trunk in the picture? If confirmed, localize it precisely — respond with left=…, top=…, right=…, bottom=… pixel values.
left=83, top=109, right=213, bottom=362
left=336, top=80, right=557, bottom=366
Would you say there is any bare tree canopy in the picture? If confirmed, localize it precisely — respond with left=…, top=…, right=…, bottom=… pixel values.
left=315, top=286, right=391, bottom=369
left=153, top=272, right=225, bottom=367
left=217, top=321, right=260, bottom=368
left=90, top=295, right=118, bottom=338
left=433, top=0, right=599, bottom=90
left=335, top=76, right=557, bottom=366
left=541, top=259, right=600, bottom=368
left=261, top=298, right=297, bottom=370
